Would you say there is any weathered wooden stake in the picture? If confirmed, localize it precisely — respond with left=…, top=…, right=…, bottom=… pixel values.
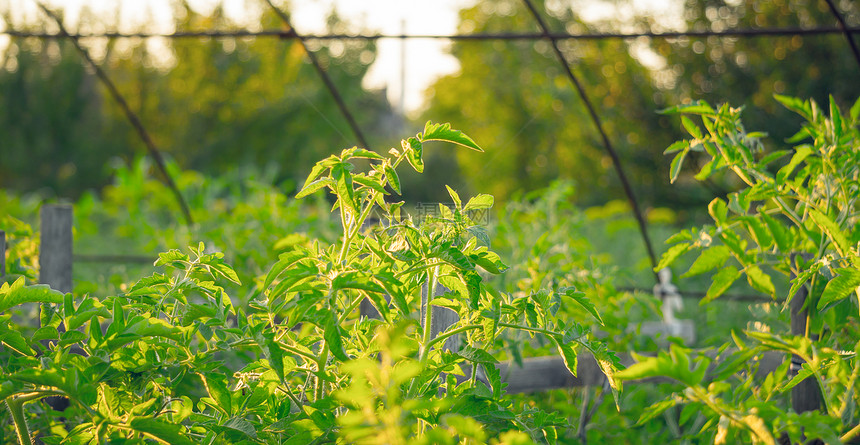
left=789, top=280, right=822, bottom=415
left=39, top=204, right=73, bottom=294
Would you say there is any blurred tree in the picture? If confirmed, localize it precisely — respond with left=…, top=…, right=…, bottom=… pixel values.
left=0, top=2, right=393, bottom=198
left=420, top=0, right=692, bottom=209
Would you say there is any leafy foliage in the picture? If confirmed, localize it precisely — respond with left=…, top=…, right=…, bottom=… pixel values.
left=0, top=124, right=618, bottom=444
left=622, top=95, right=860, bottom=443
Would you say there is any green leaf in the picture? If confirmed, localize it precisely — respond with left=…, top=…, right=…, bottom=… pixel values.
left=708, top=198, right=729, bottom=225
left=681, top=116, right=703, bottom=139
left=550, top=337, right=579, bottom=378
left=0, top=278, right=64, bottom=314
left=659, top=101, right=716, bottom=116
left=324, top=315, right=349, bottom=361
left=296, top=178, right=333, bottom=199
left=776, top=146, right=812, bottom=183
left=807, top=208, right=850, bottom=257
left=331, top=272, right=385, bottom=294
left=350, top=148, right=385, bottom=160
left=562, top=288, right=603, bottom=325
left=265, top=250, right=309, bottom=289
left=683, top=246, right=732, bottom=278
left=383, top=162, right=401, bottom=195
left=207, top=261, right=241, bottom=285
left=128, top=417, right=195, bottom=445
left=819, top=268, right=860, bottom=310
left=221, top=417, right=258, bottom=440
left=352, top=175, right=388, bottom=195
left=421, top=121, right=483, bottom=151
left=850, top=95, right=860, bottom=124
left=200, top=373, right=232, bottom=416
left=745, top=265, right=775, bottom=296
left=464, top=194, right=493, bottom=212
left=703, top=267, right=742, bottom=304
left=663, top=140, right=688, bottom=154
left=669, top=148, right=689, bottom=184
left=0, top=328, right=34, bottom=356
left=404, top=137, right=424, bottom=173
left=615, top=353, right=663, bottom=381
left=775, top=94, right=812, bottom=121
left=445, top=185, right=462, bottom=210
left=457, top=345, right=499, bottom=364
left=154, top=249, right=189, bottom=268
left=655, top=243, right=690, bottom=272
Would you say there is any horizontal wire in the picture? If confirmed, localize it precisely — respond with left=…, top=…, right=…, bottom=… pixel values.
left=1, top=26, right=858, bottom=41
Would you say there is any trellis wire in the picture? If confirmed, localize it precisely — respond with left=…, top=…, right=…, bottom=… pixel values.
left=3, top=27, right=859, bottom=40
left=522, top=0, right=659, bottom=282
left=35, top=2, right=195, bottom=227
left=10, top=3, right=860, bottom=274
left=263, top=0, right=370, bottom=150
left=823, top=0, right=860, bottom=69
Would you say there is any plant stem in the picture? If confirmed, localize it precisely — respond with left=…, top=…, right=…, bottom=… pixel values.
left=419, top=263, right=439, bottom=362
left=842, top=423, right=860, bottom=443
left=5, top=399, right=31, bottom=445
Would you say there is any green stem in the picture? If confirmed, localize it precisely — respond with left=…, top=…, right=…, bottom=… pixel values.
left=314, top=344, right=330, bottom=402
left=419, top=264, right=439, bottom=362
left=841, top=423, right=860, bottom=443
left=426, top=324, right=482, bottom=351
left=5, top=399, right=31, bottom=445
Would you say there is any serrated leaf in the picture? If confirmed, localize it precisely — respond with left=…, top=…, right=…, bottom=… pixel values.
left=383, top=162, right=401, bottom=195
left=457, top=345, right=499, bottom=364
left=683, top=246, right=732, bottom=278
left=404, top=137, right=424, bottom=173
left=421, top=121, right=483, bottom=151
left=850, top=96, right=860, bottom=123
left=703, top=267, right=741, bottom=304
left=681, top=116, right=703, bottom=139
left=655, top=243, right=690, bottom=272
left=445, top=185, right=462, bottom=209
left=745, top=265, right=775, bottom=296
left=264, top=250, right=309, bottom=289
left=331, top=272, right=385, bottom=294
left=776, top=146, right=812, bottom=184
left=0, top=278, right=64, bottom=313
left=550, top=337, right=579, bottom=378
left=296, top=178, right=333, bottom=199
left=128, top=417, right=195, bottom=445
left=350, top=148, right=385, bottom=160
left=324, top=315, right=349, bottom=361
left=663, top=140, right=688, bottom=155
left=352, top=175, right=387, bottom=195
left=775, top=94, right=812, bottom=120
left=200, top=373, right=232, bottom=416
left=819, top=267, right=860, bottom=310
left=807, top=208, right=850, bottom=257
left=562, top=288, right=603, bottom=325
left=669, top=148, right=689, bottom=184
left=659, top=101, right=716, bottom=116
left=464, top=194, right=493, bottom=212
left=709, top=198, right=728, bottom=225
left=222, top=417, right=258, bottom=439
left=154, top=249, right=189, bottom=268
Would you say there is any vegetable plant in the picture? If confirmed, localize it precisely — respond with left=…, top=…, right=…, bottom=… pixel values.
left=0, top=123, right=620, bottom=444
left=618, top=96, right=860, bottom=444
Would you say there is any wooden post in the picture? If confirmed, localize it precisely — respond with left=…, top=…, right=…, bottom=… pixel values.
left=39, top=204, right=73, bottom=294
left=789, top=281, right=822, bottom=415
left=39, top=205, right=75, bottom=412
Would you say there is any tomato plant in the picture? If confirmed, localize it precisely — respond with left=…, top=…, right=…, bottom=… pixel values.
left=1, top=123, right=620, bottom=444
left=618, top=95, right=860, bottom=444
